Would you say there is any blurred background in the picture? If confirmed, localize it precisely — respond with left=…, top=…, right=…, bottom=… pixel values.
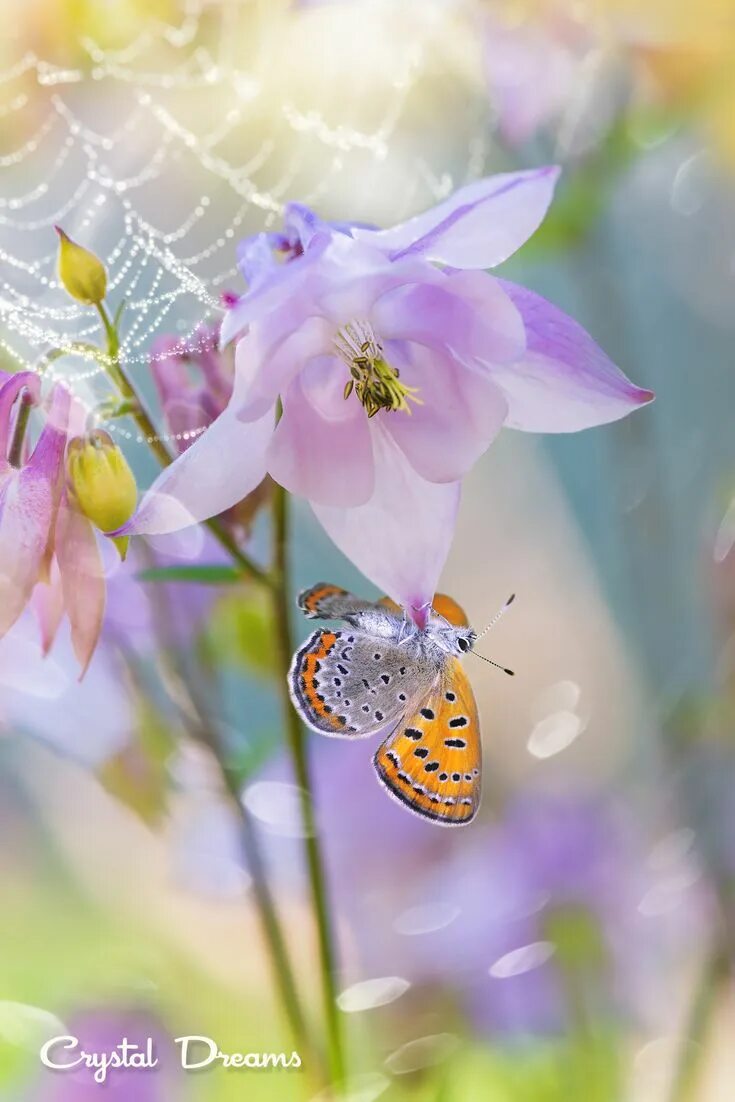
left=1, top=0, right=735, bottom=1099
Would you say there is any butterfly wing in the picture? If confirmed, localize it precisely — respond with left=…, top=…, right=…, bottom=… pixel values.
left=373, top=659, right=481, bottom=826
left=297, top=583, right=380, bottom=621
left=297, top=584, right=470, bottom=627
left=289, top=628, right=436, bottom=738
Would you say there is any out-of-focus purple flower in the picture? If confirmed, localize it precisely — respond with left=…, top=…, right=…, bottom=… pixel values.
left=122, top=173, right=652, bottom=614
left=34, top=1006, right=182, bottom=1101
left=150, top=324, right=233, bottom=454
left=253, top=743, right=703, bottom=1038
left=103, top=529, right=231, bottom=653
left=480, top=6, right=596, bottom=148
left=0, top=610, right=132, bottom=767
left=149, top=322, right=271, bottom=536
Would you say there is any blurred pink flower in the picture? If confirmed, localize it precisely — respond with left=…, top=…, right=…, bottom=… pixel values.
left=149, top=322, right=271, bottom=535
left=0, top=375, right=105, bottom=674
left=150, top=323, right=233, bottom=454
left=121, top=171, right=652, bottom=613
left=480, top=7, right=596, bottom=148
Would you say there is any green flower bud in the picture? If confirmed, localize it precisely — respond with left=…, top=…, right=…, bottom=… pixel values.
left=55, top=225, right=107, bottom=306
left=67, top=430, right=137, bottom=559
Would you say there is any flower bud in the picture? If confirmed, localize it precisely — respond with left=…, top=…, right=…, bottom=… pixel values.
left=66, top=430, right=136, bottom=558
left=55, top=225, right=107, bottom=306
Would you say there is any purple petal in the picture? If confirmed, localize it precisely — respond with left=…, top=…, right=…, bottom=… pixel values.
left=372, top=271, right=525, bottom=364
left=313, top=424, right=461, bottom=613
left=56, top=498, right=105, bottom=677
left=493, top=280, right=654, bottom=431
left=353, top=167, right=560, bottom=269
left=118, top=400, right=274, bottom=536
left=267, top=356, right=375, bottom=507
left=383, top=343, right=508, bottom=483
left=0, top=371, right=41, bottom=459
left=0, top=386, right=69, bottom=639
left=235, top=314, right=335, bottom=422
left=220, top=232, right=331, bottom=347
left=32, top=558, right=65, bottom=655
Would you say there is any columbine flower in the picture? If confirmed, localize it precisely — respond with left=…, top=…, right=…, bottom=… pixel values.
left=66, top=429, right=137, bottom=560
left=121, top=169, right=652, bottom=612
left=0, top=375, right=107, bottom=674
left=149, top=321, right=271, bottom=534
left=150, top=323, right=234, bottom=452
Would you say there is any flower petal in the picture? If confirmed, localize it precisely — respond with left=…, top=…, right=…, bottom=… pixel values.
left=493, top=280, right=654, bottom=431
left=0, top=385, right=69, bottom=639
left=353, top=167, right=560, bottom=269
left=220, top=231, right=331, bottom=346
left=372, top=272, right=525, bottom=364
left=267, top=356, right=375, bottom=507
left=235, top=314, right=335, bottom=422
left=0, top=371, right=41, bottom=460
left=313, top=424, right=460, bottom=614
left=56, top=498, right=105, bottom=677
left=383, top=343, right=508, bottom=483
left=31, top=558, right=65, bottom=655
left=118, top=401, right=275, bottom=536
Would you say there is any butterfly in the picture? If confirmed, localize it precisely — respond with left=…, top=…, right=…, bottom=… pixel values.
left=288, top=582, right=514, bottom=826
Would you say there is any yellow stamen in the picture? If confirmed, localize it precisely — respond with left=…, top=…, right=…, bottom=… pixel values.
left=334, top=321, right=422, bottom=417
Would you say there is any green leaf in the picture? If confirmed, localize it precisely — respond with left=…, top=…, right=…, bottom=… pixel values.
left=201, top=588, right=276, bottom=676
left=137, top=564, right=246, bottom=585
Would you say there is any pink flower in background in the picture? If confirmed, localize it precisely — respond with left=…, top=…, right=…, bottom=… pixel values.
left=150, top=322, right=271, bottom=535
left=0, top=376, right=105, bottom=674
left=480, top=6, right=596, bottom=148
left=150, top=323, right=234, bottom=454
left=121, top=170, right=652, bottom=614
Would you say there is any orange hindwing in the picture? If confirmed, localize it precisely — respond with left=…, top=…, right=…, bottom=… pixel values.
left=373, top=659, right=481, bottom=826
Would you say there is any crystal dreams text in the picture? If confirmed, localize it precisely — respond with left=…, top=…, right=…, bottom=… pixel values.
left=39, top=1035, right=302, bottom=1082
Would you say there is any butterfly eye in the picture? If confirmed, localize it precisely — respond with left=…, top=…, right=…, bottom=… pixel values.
left=457, top=637, right=470, bottom=653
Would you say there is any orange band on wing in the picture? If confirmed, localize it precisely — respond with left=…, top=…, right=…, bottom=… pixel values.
left=301, top=584, right=349, bottom=617
left=296, top=631, right=346, bottom=729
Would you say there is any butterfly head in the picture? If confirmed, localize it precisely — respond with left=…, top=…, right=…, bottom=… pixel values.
left=426, top=613, right=477, bottom=658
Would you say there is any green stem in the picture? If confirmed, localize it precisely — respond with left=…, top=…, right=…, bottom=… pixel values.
left=95, top=302, right=271, bottom=589
left=174, top=681, right=317, bottom=1073
left=8, top=389, right=34, bottom=468
left=667, top=946, right=728, bottom=1102
left=270, top=482, right=346, bottom=1089
left=93, top=302, right=315, bottom=1069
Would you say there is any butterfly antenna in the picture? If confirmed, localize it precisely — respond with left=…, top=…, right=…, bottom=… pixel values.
left=475, top=593, right=516, bottom=641
left=470, top=651, right=515, bottom=677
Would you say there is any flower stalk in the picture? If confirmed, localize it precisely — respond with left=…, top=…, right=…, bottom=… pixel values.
left=270, top=481, right=346, bottom=1089
left=90, top=290, right=345, bottom=1089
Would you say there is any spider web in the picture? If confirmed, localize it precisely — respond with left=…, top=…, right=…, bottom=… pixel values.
left=0, top=0, right=493, bottom=455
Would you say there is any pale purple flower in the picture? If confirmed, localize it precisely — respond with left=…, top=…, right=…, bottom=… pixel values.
left=121, top=170, right=652, bottom=613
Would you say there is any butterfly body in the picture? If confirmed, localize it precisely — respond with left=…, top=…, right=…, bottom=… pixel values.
left=289, top=583, right=483, bottom=826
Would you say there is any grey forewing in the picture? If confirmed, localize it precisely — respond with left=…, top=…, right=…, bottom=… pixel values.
left=313, top=632, right=439, bottom=738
